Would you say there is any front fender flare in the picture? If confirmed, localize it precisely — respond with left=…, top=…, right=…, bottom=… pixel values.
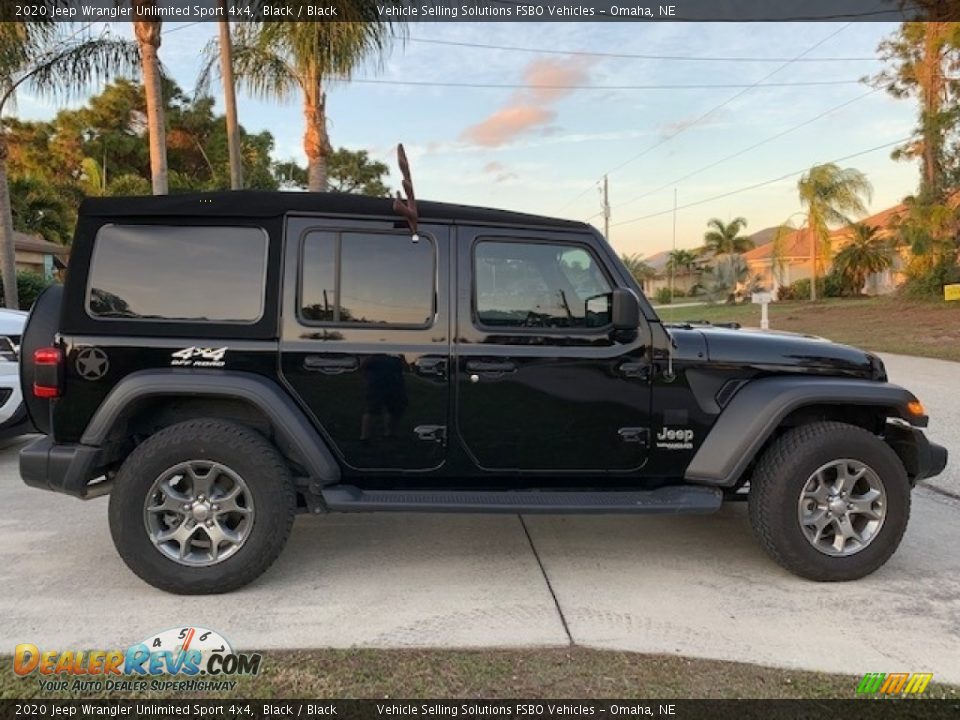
left=81, top=369, right=340, bottom=485
left=683, top=376, right=923, bottom=487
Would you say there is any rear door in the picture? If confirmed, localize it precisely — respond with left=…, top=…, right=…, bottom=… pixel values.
left=280, top=217, right=450, bottom=473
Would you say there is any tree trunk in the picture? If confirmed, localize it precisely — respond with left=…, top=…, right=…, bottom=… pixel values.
left=218, top=10, right=243, bottom=190
left=303, top=81, right=330, bottom=192
left=921, top=22, right=946, bottom=199
left=133, top=13, right=168, bottom=196
left=0, top=135, right=19, bottom=310
left=809, top=225, right=817, bottom=302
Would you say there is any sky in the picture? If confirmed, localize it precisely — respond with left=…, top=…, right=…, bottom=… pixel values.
left=14, top=20, right=921, bottom=260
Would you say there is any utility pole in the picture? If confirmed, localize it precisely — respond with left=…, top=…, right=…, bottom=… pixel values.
left=602, top=174, right=610, bottom=240
left=670, top=188, right=677, bottom=304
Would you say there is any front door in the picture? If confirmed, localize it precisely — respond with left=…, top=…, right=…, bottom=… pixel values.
left=281, top=218, right=450, bottom=472
left=455, top=229, right=652, bottom=473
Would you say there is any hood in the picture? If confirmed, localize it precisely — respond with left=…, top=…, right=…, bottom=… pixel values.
left=668, top=324, right=885, bottom=380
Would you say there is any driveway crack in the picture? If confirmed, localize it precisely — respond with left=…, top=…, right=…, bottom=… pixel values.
left=518, top=514, right=574, bottom=646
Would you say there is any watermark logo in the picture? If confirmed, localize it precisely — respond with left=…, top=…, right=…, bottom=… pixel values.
left=13, top=626, right=260, bottom=694
left=856, top=672, right=933, bottom=696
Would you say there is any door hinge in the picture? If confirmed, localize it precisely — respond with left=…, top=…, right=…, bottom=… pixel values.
left=618, top=427, right=650, bottom=446
left=619, top=361, right=650, bottom=380
left=414, top=424, right=447, bottom=444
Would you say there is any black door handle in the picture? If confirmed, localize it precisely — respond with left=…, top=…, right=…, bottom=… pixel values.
left=466, top=360, right=517, bottom=375
left=303, top=356, right=359, bottom=374
left=414, top=357, right=447, bottom=377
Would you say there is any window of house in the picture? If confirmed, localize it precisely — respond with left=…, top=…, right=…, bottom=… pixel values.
left=474, top=241, right=612, bottom=329
left=87, top=224, right=268, bottom=322
left=300, top=231, right=435, bottom=327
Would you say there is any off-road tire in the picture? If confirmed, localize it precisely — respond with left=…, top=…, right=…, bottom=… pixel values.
left=109, top=419, right=296, bottom=594
left=748, top=421, right=910, bottom=581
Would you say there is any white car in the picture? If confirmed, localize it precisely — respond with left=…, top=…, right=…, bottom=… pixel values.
left=0, top=309, right=30, bottom=435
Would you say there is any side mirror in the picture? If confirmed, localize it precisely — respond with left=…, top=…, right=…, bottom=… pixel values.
left=611, top=288, right=640, bottom=330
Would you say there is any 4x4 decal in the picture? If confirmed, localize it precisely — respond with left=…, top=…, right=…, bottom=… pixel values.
left=170, top=347, right=227, bottom=368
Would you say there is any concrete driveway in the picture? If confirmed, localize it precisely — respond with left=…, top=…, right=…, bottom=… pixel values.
left=1, top=352, right=957, bottom=684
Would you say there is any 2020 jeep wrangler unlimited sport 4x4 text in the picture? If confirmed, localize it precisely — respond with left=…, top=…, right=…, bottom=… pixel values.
left=18, top=191, right=948, bottom=594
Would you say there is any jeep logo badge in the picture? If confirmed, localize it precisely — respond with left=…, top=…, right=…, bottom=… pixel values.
left=76, top=347, right=109, bottom=381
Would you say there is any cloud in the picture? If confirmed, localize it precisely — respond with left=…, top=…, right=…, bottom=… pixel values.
left=460, top=56, right=596, bottom=148
left=482, top=161, right=519, bottom=184
left=464, top=106, right=556, bottom=147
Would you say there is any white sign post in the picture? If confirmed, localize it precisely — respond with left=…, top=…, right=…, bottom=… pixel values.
left=752, top=291, right=773, bottom=330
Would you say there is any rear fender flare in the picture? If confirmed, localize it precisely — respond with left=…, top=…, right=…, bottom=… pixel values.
left=684, top=376, right=923, bottom=487
left=81, top=369, right=340, bottom=485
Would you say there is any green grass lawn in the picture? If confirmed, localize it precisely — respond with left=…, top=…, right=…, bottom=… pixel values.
left=2, top=648, right=958, bottom=700
left=653, top=296, right=960, bottom=362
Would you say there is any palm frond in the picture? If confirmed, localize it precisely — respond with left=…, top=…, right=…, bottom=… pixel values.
left=20, top=37, right=140, bottom=107
left=230, top=41, right=300, bottom=101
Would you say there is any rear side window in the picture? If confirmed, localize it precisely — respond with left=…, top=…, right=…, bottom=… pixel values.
left=87, top=225, right=268, bottom=323
left=300, top=231, right=435, bottom=327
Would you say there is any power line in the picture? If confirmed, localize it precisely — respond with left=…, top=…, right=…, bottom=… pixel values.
left=165, top=21, right=204, bottom=35
left=557, top=22, right=853, bottom=212
left=612, top=87, right=883, bottom=212
left=610, top=137, right=909, bottom=229
left=346, top=77, right=863, bottom=91
left=404, top=36, right=877, bottom=63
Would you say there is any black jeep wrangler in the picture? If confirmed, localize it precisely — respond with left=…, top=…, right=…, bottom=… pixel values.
left=19, top=191, right=947, bottom=594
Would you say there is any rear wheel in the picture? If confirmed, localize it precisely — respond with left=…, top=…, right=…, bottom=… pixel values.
left=748, top=421, right=910, bottom=581
left=109, top=419, right=295, bottom=594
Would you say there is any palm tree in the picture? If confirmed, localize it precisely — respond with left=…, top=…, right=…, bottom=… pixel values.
left=216, top=7, right=243, bottom=189
left=703, top=217, right=753, bottom=255
left=797, top=163, right=873, bottom=301
left=620, top=252, right=656, bottom=287
left=833, top=224, right=893, bottom=296
left=72, top=14, right=168, bottom=198
left=229, top=18, right=400, bottom=191
left=666, top=248, right=698, bottom=274
left=132, top=4, right=167, bottom=195
left=0, top=21, right=138, bottom=308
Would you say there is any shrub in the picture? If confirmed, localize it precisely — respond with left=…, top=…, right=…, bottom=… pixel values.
left=900, top=260, right=960, bottom=299
left=654, top=287, right=673, bottom=305
left=0, top=270, right=54, bottom=310
left=778, top=273, right=844, bottom=301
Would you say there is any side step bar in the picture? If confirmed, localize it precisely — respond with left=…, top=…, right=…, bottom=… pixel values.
left=320, top=485, right=722, bottom=514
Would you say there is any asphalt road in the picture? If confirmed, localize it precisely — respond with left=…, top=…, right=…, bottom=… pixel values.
left=1, top=352, right=957, bottom=684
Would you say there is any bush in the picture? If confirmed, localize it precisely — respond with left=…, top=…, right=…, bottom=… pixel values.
left=654, top=287, right=673, bottom=305
left=0, top=270, right=54, bottom=310
left=900, top=261, right=960, bottom=299
left=778, top=273, right=844, bottom=301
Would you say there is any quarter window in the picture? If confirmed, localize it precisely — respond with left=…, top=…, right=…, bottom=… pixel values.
left=87, top=224, right=267, bottom=322
left=300, top=231, right=435, bottom=326
left=475, top=241, right=612, bottom=329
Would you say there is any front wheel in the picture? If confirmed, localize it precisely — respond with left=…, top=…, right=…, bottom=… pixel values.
left=109, top=419, right=296, bottom=594
left=748, top=421, right=910, bottom=581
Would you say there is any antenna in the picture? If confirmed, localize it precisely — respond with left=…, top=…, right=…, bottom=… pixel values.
left=392, top=143, right=420, bottom=243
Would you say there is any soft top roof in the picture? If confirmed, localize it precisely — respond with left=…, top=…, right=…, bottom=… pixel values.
left=79, top=191, right=588, bottom=230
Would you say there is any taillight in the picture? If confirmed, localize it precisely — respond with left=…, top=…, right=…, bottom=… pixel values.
left=33, top=346, right=62, bottom=398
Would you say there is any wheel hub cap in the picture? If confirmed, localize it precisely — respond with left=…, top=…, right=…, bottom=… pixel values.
left=143, top=461, right=255, bottom=567
left=797, top=459, right=886, bottom=557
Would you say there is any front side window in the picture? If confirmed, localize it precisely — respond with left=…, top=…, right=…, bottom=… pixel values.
left=475, top=241, right=613, bottom=329
left=87, top=224, right=268, bottom=322
left=300, top=231, right=435, bottom=326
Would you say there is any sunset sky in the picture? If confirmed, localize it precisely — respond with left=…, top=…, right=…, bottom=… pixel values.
left=16, top=21, right=920, bottom=260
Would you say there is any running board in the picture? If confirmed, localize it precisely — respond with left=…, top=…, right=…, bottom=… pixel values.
left=320, top=485, right=722, bottom=514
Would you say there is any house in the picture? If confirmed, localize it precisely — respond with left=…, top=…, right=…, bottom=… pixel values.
left=637, top=250, right=703, bottom=297
left=13, top=231, right=67, bottom=280
left=639, top=227, right=777, bottom=298
left=743, top=203, right=911, bottom=296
